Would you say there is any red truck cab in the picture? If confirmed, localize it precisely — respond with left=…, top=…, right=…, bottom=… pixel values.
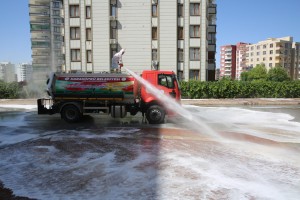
left=140, top=70, right=181, bottom=103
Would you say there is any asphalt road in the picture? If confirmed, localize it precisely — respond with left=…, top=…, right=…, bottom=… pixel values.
left=0, top=105, right=300, bottom=200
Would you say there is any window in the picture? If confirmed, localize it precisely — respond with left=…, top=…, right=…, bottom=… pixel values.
left=251, top=46, right=254, bottom=50
left=110, top=27, right=117, bottom=39
left=54, top=42, right=61, bottom=49
left=263, top=51, right=266, bottom=55
left=86, top=28, right=92, bottom=41
left=87, top=50, right=92, bottom=63
left=285, top=43, right=289, bottom=48
left=53, top=2, right=60, bottom=8
left=178, top=4, right=183, bottom=17
left=263, top=45, right=267, bottom=49
left=177, top=71, right=183, bottom=81
left=158, top=74, right=175, bottom=89
left=54, top=26, right=60, bottom=33
left=270, top=57, right=273, bottom=61
left=54, top=35, right=62, bottom=41
left=70, top=5, right=80, bottom=17
left=86, top=6, right=91, bottom=18
left=285, top=50, right=288, bottom=55
left=256, top=45, right=260, bottom=50
left=71, top=49, right=81, bottom=61
left=257, top=58, right=259, bottom=61
left=270, top=50, right=273, bottom=54
left=111, top=4, right=116, bottom=16
left=189, top=70, right=200, bottom=80
left=152, top=4, right=157, bottom=17
left=53, top=10, right=60, bottom=16
left=190, top=48, right=200, bottom=60
left=269, top=63, right=272, bottom=67
left=190, top=25, right=200, bottom=38
left=152, top=49, right=157, bottom=60
left=190, top=3, right=200, bottom=16
left=270, top=43, right=273, bottom=48
left=256, top=52, right=259, bottom=56
left=53, top=18, right=60, bottom=24
left=70, top=27, right=80, bottom=39
left=178, top=49, right=184, bottom=62
left=178, top=27, right=184, bottom=40
left=263, top=57, right=266, bottom=61
left=152, top=27, right=157, bottom=40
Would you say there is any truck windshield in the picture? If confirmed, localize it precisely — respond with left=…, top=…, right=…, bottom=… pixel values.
left=158, top=74, right=175, bottom=89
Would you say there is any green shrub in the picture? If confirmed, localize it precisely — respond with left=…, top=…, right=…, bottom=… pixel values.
left=0, top=81, right=22, bottom=99
left=179, top=80, right=300, bottom=99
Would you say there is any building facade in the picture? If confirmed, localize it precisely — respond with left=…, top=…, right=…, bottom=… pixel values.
left=236, top=42, right=249, bottom=80
left=220, top=45, right=236, bottom=79
left=53, top=0, right=216, bottom=81
left=29, top=0, right=64, bottom=82
left=16, top=63, right=33, bottom=82
left=0, top=62, right=16, bottom=83
left=246, top=36, right=300, bottom=79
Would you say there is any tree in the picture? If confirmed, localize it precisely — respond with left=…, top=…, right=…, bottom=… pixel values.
left=240, top=71, right=249, bottom=81
left=247, top=64, right=267, bottom=81
left=267, top=65, right=290, bottom=82
left=0, top=81, right=21, bottom=99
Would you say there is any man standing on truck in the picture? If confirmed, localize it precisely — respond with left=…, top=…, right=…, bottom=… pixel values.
left=111, top=49, right=125, bottom=73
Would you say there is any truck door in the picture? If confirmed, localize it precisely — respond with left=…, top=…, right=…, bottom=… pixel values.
left=157, top=73, right=181, bottom=101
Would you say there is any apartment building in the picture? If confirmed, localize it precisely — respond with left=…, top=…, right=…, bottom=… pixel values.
left=236, top=42, right=249, bottom=80
left=57, top=0, right=217, bottom=81
left=220, top=45, right=236, bottom=79
left=16, top=63, right=33, bottom=82
left=247, top=36, right=300, bottom=80
left=0, top=62, right=16, bottom=83
left=29, top=0, right=64, bottom=82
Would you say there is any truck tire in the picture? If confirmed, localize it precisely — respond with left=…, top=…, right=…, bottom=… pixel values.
left=146, top=105, right=165, bottom=124
left=61, top=105, right=81, bottom=123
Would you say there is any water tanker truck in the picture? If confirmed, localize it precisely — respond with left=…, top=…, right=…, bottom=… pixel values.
left=37, top=70, right=181, bottom=124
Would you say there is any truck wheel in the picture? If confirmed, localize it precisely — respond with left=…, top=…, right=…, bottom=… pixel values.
left=61, top=105, right=81, bottom=123
left=146, top=105, right=165, bottom=124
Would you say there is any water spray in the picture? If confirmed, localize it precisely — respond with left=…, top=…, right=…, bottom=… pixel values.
left=123, top=67, right=221, bottom=138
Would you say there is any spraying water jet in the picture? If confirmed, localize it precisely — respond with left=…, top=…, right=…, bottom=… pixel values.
left=123, top=67, right=221, bottom=138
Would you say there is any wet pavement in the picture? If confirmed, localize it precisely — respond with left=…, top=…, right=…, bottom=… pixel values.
left=0, top=105, right=300, bottom=200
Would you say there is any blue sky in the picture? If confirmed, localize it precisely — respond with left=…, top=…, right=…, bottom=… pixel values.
left=0, top=0, right=299, bottom=67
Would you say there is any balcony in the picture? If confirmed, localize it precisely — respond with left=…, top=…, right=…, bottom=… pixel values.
left=208, top=25, right=216, bottom=33
left=31, top=31, right=51, bottom=38
left=32, top=48, right=50, bottom=55
left=208, top=44, right=216, bottom=51
left=208, top=4, right=216, bottom=14
left=29, top=4, right=50, bottom=9
left=60, top=8, right=64, bottom=17
left=31, top=41, right=50, bottom=49
left=30, top=23, right=50, bottom=31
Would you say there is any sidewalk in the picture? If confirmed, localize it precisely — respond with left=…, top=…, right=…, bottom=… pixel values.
left=181, top=98, right=300, bottom=105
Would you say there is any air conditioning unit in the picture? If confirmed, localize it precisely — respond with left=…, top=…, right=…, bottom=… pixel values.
left=111, top=0, right=117, bottom=5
